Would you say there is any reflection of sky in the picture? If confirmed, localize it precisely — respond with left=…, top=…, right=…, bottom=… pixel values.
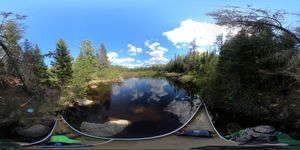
left=123, top=77, right=139, bottom=89
left=131, top=90, right=144, bottom=101
left=164, top=96, right=201, bottom=124
left=112, top=85, right=120, bottom=95
left=73, top=77, right=201, bottom=138
left=147, top=79, right=168, bottom=102
left=111, top=78, right=168, bottom=102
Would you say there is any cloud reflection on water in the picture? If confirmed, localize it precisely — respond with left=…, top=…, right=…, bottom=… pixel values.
left=71, top=77, right=200, bottom=138
left=164, top=96, right=201, bottom=124
left=112, top=85, right=121, bottom=95
left=147, top=79, right=168, bottom=101
left=113, top=78, right=169, bottom=102
left=131, top=90, right=144, bottom=101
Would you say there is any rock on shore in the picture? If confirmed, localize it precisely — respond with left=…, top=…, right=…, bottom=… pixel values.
left=15, top=124, right=52, bottom=138
left=80, top=119, right=131, bottom=137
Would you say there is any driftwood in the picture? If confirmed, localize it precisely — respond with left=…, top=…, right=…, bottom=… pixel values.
left=20, top=96, right=34, bottom=108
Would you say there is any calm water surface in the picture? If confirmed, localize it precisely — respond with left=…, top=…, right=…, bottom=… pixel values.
left=64, top=77, right=201, bottom=138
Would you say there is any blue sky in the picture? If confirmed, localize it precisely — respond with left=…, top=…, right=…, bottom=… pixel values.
left=1, top=0, right=299, bottom=68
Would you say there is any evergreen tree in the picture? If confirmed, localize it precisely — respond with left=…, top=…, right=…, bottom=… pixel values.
left=73, top=40, right=97, bottom=82
left=98, top=43, right=109, bottom=67
left=22, top=39, right=34, bottom=65
left=21, top=39, right=40, bottom=89
left=51, top=38, right=73, bottom=86
left=3, top=21, right=22, bottom=74
left=206, top=27, right=299, bottom=116
left=33, top=44, right=49, bottom=85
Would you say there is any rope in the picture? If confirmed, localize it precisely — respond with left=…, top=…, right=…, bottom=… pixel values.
left=203, top=103, right=238, bottom=144
left=21, top=114, right=60, bottom=146
left=60, top=102, right=203, bottom=141
left=92, top=139, right=114, bottom=146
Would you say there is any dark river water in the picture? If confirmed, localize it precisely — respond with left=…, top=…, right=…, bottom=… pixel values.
left=64, top=77, right=201, bottom=138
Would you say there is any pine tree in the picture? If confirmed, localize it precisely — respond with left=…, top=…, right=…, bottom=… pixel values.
left=73, top=40, right=97, bottom=82
left=98, top=43, right=109, bottom=67
left=3, top=21, right=22, bottom=74
left=21, top=39, right=41, bottom=89
left=22, top=39, right=34, bottom=65
left=51, top=38, right=73, bottom=86
left=33, top=44, right=49, bottom=85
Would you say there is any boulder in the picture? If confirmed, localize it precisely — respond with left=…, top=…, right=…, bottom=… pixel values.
left=80, top=119, right=131, bottom=137
left=15, top=124, right=51, bottom=138
left=26, top=116, right=56, bottom=126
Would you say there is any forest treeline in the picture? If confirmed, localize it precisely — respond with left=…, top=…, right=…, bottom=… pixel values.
left=0, top=12, right=112, bottom=102
left=159, top=27, right=299, bottom=116
left=0, top=12, right=153, bottom=104
left=153, top=7, right=300, bottom=126
left=1, top=6, right=300, bottom=124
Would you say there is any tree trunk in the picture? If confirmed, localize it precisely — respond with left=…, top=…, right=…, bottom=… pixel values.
left=0, top=40, right=33, bottom=95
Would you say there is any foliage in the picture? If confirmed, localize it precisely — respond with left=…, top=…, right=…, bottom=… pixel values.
left=73, top=40, right=98, bottom=83
left=204, top=28, right=300, bottom=117
left=51, top=38, right=73, bottom=87
left=1, top=21, right=22, bottom=74
left=202, top=7, right=300, bottom=129
left=95, top=65, right=157, bottom=80
left=163, top=50, right=219, bottom=101
left=70, top=40, right=98, bottom=101
left=20, top=40, right=50, bottom=89
left=97, top=43, right=109, bottom=67
left=33, top=44, right=50, bottom=85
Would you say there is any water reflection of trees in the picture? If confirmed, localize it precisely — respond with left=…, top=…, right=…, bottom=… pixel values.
left=64, top=103, right=109, bottom=128
left=86, top=83, right=112, bottom=110
left=165, top=77, right=197, bottom=96
left=64, top=83, right=113, bottom=127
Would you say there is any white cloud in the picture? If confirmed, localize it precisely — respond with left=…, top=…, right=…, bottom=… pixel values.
left=107, top=52, right=118, bottom=59
left=195, top=47, right=206, bottom=53
left=128, top=44, right=142, bottom=56
left=144, top=40, right=150, bottom=46
left=163, top=19, right=235, bottom=48
left=147, top=42, right=160, bottom=50
left=137, top=60, right=142, bottom=63
left=145, top=41, right=168, bottom=64
left=123, top=63, right=145, bottom=68
left=107, top=52, right=134, bottom=64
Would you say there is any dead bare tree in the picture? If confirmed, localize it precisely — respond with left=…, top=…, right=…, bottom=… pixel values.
left=207, top=5, right=300, bottom=43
